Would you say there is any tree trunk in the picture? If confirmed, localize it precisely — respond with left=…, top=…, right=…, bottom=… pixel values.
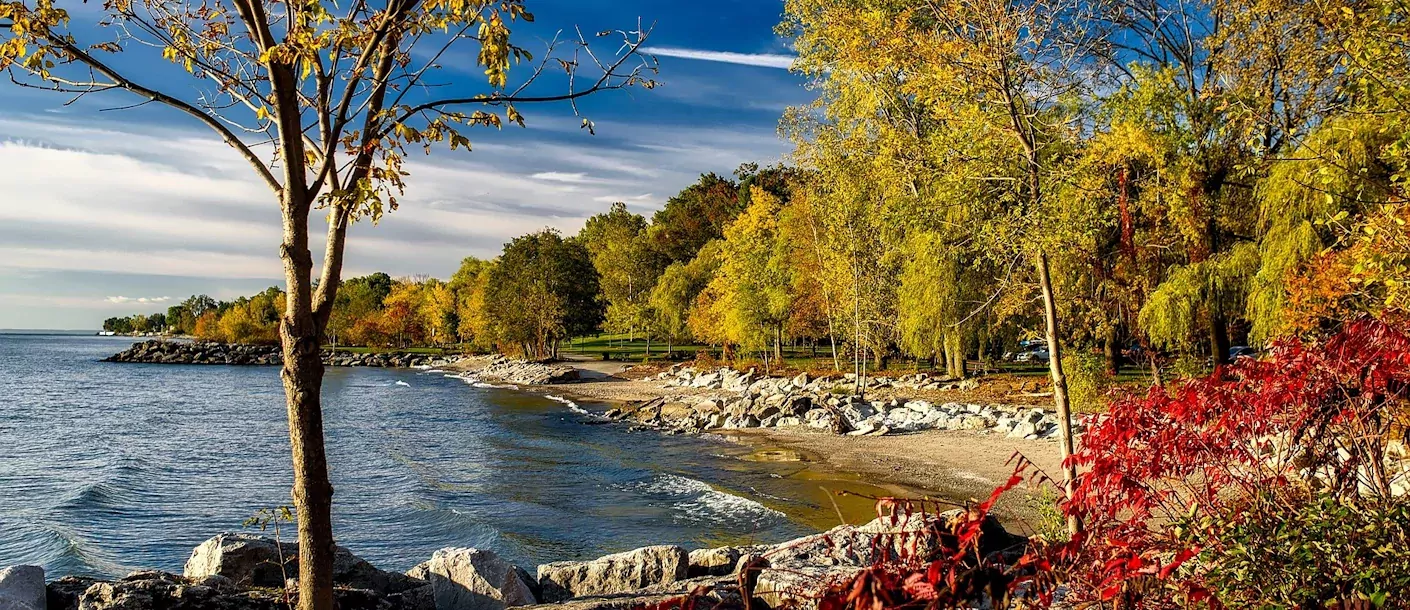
left=1209, top=303, right=1230, bottom=369
left=277, top=194, right=336, bottom=610
left=1037, top=250, right=1080, bottom=536
left=1104, top=323, right=1121, bottom=376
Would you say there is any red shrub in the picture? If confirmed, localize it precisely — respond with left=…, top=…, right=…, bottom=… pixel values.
left=1053, top=317, right=1410, bottom=607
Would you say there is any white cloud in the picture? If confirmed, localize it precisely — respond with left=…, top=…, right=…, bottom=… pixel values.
left=643, top=46, right=796, bottom=70
left=530, top=171, right=594, bottom=184
left=592, top=193, right=656, bottom=204
left=0, top=109, right=791, bottom=327
left=104, top=296, right=171, bottom=304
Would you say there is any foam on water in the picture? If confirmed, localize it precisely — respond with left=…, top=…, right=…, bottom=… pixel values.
left=627, top=474, right=786, bottom=528
left=395, top=381, right=411, bottom=387
left=544, top=394, right=598, bottom=418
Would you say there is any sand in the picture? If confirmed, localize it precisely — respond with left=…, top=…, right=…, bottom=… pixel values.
left=483, top=360, right=1069, bottom=530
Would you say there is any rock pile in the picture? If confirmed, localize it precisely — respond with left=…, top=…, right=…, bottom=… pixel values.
left=104, top=340, right=461, bottom=369
left=17, top=511, right=1026, bottom=610
left=618, top=366, right=1069, bottom=440
left=461, top=355, right=580, bottom=385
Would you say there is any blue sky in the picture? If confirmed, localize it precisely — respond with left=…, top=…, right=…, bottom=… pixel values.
left=0, top=0, right=811, bottom=330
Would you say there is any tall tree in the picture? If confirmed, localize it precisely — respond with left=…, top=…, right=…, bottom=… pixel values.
left=578, top=202, right=665, bottom=339
left=648, top=173, right=745, bottom=265
left=0, top=3, right=655, bottom=608
left=485, top=230, right=602, bottom=359
left=784, top=0, right=1102, bottom=532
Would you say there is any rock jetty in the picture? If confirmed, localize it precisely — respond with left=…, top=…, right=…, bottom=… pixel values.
left=609, top=365, right=1071, bottom=440
left=457, top=355, right=580, bottom=385
left=104, top=340, right=461, bottom=369
left=13, top=510, right=1025, bottom=610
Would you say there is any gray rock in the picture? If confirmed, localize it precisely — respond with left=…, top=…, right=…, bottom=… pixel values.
left=1008, top=421, right=1038, bottom=438
left=686, top=547, right=742, bottom=577
left=408, top=548, right=537, bottom=610
left=185, top=533, right=421, bottom=593
left=536, top=545, right=686, bottom=602
left=0, top=566, right=44, bottom=610
left=792, top=373, right=810, bottom=387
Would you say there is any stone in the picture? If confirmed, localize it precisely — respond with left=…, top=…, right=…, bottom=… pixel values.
left=407, top=548, right=537, bottom=610
left=792, top=373, right=810, bottom=387
left=0, top=566, right=44, bottom=610
left=185, top=533, right=422, bottom=593
left=47, top=577, right=102, bottom=610
left=536, top=546, right=686, bottom=602
left=957, top=378, right=980, bottom=391
left=687, top=547, right=742, bottom=577
left=1008, top=421, right=1038, bottom=438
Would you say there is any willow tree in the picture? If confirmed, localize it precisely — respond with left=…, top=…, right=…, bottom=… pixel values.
left=0, top=2, right=653, bottom=608
left=1093, top=0, right=1345, bottom=363
left=785, top=0, right=1097, bottom=531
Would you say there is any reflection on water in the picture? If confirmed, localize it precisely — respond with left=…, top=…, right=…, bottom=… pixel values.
left=0, top=334, right=919, bottom=578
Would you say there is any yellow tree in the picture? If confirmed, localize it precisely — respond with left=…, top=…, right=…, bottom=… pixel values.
left=0, top=2, right=654, bottom=607
left=784, top=0, right=1098, bottom=531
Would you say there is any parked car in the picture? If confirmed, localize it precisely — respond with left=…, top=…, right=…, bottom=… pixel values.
left=1229, top=345, right=1258, bottom=360
left=1015, top=347, right=1050, bottom=363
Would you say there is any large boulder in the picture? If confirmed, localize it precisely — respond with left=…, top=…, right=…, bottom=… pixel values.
left=753, top=512, right=1024, bottom=608
left=185, top=533, right=423, bottom=593
left=407, top=548, right=537, bottom=610
left=515, top=576, right=738, bottom=610
left=686, top=547, right=740, bottom=578
left=0, top=566, right=44, bottom=610
left=535, top=546, right=687, bottom=603
left=76, top=571, right=280, bottom=610
left=74, top=571, right=428, bottom=610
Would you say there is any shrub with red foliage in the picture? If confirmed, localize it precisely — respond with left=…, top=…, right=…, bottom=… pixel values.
left=1052, top=317, right=1410, bottom=607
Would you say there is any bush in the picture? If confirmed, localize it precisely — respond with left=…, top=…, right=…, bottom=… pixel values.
left=1051, top=317, right=1410, bottom=607
left=1062, top=352, right=1111, bottom=413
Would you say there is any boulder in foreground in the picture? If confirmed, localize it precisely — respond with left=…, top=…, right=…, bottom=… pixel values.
left=184, top=532, right=424, bottom=593
left=0, top=565, right=45, bottom=610
left=408, top=547, right=538, bottom=610
left=535, top=546, right=687, bottom=603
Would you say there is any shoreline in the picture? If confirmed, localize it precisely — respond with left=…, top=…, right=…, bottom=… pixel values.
left=454, top=358, right=1064, bottom=530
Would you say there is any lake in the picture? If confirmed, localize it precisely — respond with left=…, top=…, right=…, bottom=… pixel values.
left=0, top=334, right=891, bottom=579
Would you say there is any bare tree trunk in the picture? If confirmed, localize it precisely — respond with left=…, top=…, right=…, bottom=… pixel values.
left=1104, top=323, right=1121, bottom=376
left=1037, top=251, right=1080, bottom=536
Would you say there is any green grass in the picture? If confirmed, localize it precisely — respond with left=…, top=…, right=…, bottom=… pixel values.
left=327, top=345, right=457, bottom=355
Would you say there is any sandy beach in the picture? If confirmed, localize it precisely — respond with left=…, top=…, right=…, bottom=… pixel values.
left=455, top=355, right=1068, bottom=530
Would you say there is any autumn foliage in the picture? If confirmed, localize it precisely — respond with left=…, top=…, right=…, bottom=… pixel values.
left=778, top=318, right=1410, bottom=609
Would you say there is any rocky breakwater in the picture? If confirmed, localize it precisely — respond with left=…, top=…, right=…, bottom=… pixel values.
left=610, top=366, right=1071, bottom=440
left=7, top=510, right=1027, bottom=610
left=457, top=355, right=580, bottom=385
left=104, top=340, right=462, bottom=369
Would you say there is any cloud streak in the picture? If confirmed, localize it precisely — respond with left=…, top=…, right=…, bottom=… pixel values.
left=643, top=46, right=795, bottom=70
left=105, top=296, right=171, bottom=304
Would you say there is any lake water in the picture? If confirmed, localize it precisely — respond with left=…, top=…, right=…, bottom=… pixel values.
left=0, top=334, right=896, bottom=579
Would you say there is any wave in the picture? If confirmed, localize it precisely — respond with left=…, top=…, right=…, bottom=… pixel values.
left=627, top=474, right=785, bottom=528
left=395, top=380, right=411, bottom=387
left=544, top=394, right=599, bottom=419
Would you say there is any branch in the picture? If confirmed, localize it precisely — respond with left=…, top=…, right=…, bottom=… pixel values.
left=38, top=32, right=282, bottom=194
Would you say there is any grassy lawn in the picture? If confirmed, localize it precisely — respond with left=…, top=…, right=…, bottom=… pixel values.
left=327, top=345, right=458, bottom=355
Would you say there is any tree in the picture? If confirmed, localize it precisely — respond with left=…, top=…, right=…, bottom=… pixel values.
left=784, top=0, right=1101, bottom=532
left=648, top=173, right=745, bottom=265
left=578, top=202, right=665, bottom=340
left=1, top=2, right=656, bottom=607
left=328, top=275, right=386, bottom=346
left=703, top=187, right=795, bottom=366
left=484, top=230, right=602, bottom=358
left=450, top=257, right=495, bottom=349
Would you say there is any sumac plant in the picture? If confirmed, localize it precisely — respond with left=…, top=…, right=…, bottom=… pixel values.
left=1054, top=317, right=1410, bottom=608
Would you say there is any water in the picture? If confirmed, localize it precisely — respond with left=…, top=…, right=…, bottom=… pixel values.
left=0, top=334, right=887, bottom=579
